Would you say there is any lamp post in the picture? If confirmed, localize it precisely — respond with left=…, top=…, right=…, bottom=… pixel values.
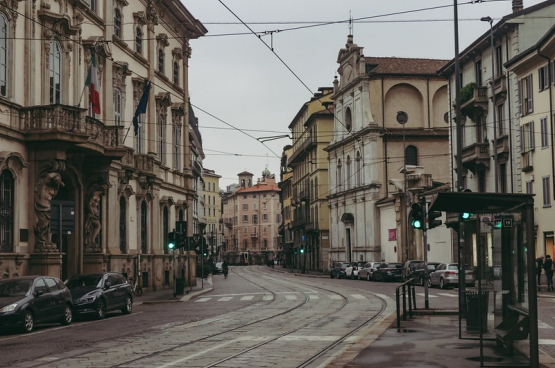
left=481, top=16, right=499, bottom=193
left=396, top=111, right=409, bottom=262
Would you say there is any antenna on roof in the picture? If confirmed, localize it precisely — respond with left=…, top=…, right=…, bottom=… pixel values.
left=349, top=10, right=353, bottom=36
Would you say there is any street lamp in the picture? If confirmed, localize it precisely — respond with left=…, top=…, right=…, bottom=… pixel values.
left=481, top=16, right=499, bottom=193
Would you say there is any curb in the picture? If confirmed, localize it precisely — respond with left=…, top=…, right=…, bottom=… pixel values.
left=135, top=276, right=214, bottom=305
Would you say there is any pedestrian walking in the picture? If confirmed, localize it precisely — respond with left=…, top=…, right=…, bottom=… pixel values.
left=544, top=255, right=554, bottom=291
left=537, top=256, right=544, bottom=285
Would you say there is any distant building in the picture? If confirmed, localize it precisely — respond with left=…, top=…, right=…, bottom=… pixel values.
left=221, top=170, right=281, bottom=264
left=279, top=146, right=294, bottom=267
left=203, top=169, right=221, bottom=261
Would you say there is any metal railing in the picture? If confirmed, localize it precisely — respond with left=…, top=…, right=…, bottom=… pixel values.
left=396, top=279, right=417, bottom=329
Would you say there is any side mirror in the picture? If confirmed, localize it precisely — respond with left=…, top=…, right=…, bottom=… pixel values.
left=35, top=290, right=44, bottom=297
left=104, top=281, right=111, bottom=289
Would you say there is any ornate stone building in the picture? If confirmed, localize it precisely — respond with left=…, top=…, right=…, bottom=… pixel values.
left=0, top=0, right=206, bottom=290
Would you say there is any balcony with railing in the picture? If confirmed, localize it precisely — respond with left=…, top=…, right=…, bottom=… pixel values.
left=458, top=85, right=488, bottom=119
left=461, top=142, right=490, bottom=174
left=250, top=233, right=258, bottom=238
left=493, top=73, right=507, bottom=99
left=20, top=104, right=125, bottom=158
left=495, top=135, right=510, bottom=158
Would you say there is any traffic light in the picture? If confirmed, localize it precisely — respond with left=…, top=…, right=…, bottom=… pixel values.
left=428, top=210, right=442, bottom=229
left=410, top=203, right=425, bottom=230
left=168, top=231, right=176, bottom=250
left=460, top=212, right=473, bottom=221
left=300, top=246, right=304, bottom=254
left=175, top=232, right=185, bottom=249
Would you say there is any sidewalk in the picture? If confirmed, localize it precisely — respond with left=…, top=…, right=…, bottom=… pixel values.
left=134, top=275, right=213, bottom=305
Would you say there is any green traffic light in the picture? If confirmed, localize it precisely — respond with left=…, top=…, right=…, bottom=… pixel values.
left=169, top=242, right=175, bottom=249
left=411, top=219, right=422, bottom=229
left=300, top=248, right=304, bottom=253
left=461, top=212, right=472, bottom=220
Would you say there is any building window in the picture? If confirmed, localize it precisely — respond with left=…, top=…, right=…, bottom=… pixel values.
left=158, top=113, right=165, bottom=165
left=495, top=45, right=503, bottom=76
left=158, top=49, right=164, bottom=74
left=405, top=145, right=417, bottom=166
left=346, top=156, right=351, bottom=190
left=541, top=117, right=549, bottom=149
left=263, top=214, right=268, bottom=222
left=243, top=215, right=248, bottom=223
left=173, top=61, right=179, bottom=85
left=0, top=169, right=14, bottom=253
left=519, top=74, right=534, bottom=115
left=89, top=0, right=97, bottom=13
left=356, top=151, right=362, bottom=186
left=526, top=180, right=533, bottom=194
left=497, top=103, right=504, bottom=136
left=478, top=169, right=486, bottom=192
left=140, top=201, right=147, bottom=253
left=476, top=115, right=486, bottom=143
left=543, top=176, right=551, bottom=207
left=49, top=39, right=62, bottom=104
left=475, top=60, right=482, bottom=86
left=135, top=99, right=145, bottom=154
left=173, top=124, right=181, bottom=170
left=0, top=13, right=8, bottom=97
left=499, top=163, right=507, bottom=193
left=243, top=204, right=248, bottom=210
left=119, top=196, right=126, bottom=254
left=114, top=89, right=122, bottom=126
left=345, top=107, right=352, bottom=132
left=539, top=65, right=550, bottom=91
left=114, top=9, right=122, bottom=38
left=520, top=121, right=535, bottom=152
left=337, top=159, right=342, bottom=191
left=135, top=27, right=142, bottom=54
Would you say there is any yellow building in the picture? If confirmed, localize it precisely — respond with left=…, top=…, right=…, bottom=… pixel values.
left=203, top=168, right=221, bottom=260
left=506, top=25, right=555, bottom=258
left=0, top=1, right=206, bottom=290
left=287, top=88, right=333, bottom=272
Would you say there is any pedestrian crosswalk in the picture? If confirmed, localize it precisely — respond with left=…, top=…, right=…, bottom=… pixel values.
left=195, top=291, right=459, bottom=303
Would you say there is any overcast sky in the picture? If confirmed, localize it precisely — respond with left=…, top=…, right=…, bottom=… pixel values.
left=181, top=0, right=544, bottom=189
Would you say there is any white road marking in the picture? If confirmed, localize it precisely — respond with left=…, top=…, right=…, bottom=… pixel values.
left=329, top=295, right=342, bottom=300
left=539, top=320, right=553, bottom=329
left=279, top=335, right=340, bottom=342
left=154, top=339, right=238, bottom=368
left=263, top=295, right=273, bottom=301
left=539, top=339, right=555, bottom=345
left=437, top=293, right=458, bottom=298
left=285, top=294, right=297, bottom=300
left=218, top=297, right=233, bottom=302
left=240, top=295, right=254, bottom=301
left=195, top=298, right=211, bottom=302
left=374, top=293, right=393, bottom=300
left=417, top=293, right=438, bottom=298
left=351, top=294, right=366, bottom=299
left=309, top=294, right=320, bottom=300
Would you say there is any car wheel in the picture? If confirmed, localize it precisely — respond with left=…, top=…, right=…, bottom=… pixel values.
left=121, top=295, right=132, bottom=315
left=22, top=310, right=34, bottom=333
left=96, top=298, right=107, bottom=319
left=439, top=278, right=445, bottom=289
left=367, top=274, right=371, bottom=281
left=61, top=304, right=72, bottom=325
left=336, top=273, right=340, bottom=279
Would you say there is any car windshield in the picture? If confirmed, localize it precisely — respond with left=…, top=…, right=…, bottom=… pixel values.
left=0, top=279, right=32, bottom=297
left=65, top=275, right=103, bottom=289
left=447, top=265, right=459, bottom=271
left=387, top=263, right=401, bottom=268
left=427, top=265, right=438, bottom=270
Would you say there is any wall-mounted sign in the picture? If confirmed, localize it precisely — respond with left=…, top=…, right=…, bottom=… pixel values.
left=388, top=229, right=397, bottom=241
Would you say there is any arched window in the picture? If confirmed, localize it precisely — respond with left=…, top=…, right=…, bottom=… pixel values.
left=114, top=89, right=122, bottom=126
left=158, top=49, right=164, bottom=73
left=173, top=61, right=179, bottom=85
left=337, top=159, right=342, bottom=191
left=356, top=151, right=362, bottom=186
left=0, top=169, right=14, bottom=253
left=346, top=156, right=351, bottom=190
left=114, top=9, right=122, bottom=38
left=119, top=197, right=126, bottom=254
left=405, top=145, right=418, bottom=166
left=163, top=207, right=169, bottom=254
left=345, top=107, right=352, bottom=132
left=49, top=39, right=61, bottom=104
left=140, top=201, right=147, bottom=253
left=158, top=113, right=165, bottom=164
left=173, top=123, right=181, bottom=170
left=135, top=27, right=142, bottom=54
left=0, top=13, right=8, bottom=97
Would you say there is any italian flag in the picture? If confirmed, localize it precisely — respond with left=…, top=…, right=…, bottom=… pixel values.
left=85, top=50, right=101, bottom=114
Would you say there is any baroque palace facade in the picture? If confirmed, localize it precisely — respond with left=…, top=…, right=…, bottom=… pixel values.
left=0, top=0, right=206, bottom=290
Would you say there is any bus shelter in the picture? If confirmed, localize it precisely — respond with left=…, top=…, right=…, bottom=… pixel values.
left=430, top=192, right=538, bottom=367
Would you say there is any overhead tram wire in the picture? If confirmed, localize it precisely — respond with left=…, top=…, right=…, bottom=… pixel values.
left=5, top=4, right=282, bottom=160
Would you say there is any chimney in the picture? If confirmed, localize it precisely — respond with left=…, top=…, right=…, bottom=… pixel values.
left=512, top=0, right=523, bottom=12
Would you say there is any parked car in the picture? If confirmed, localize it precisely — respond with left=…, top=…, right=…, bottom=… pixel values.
left=357, top=262, right=381, bottom=281
left=214, top=262, right=223, bottom=274
left=330, top=262, right=349, bottom=279
left=372, top=262, right=403, bottom=282
left=0, top=276, right=73, bottom=333
left=411, top=262, right=441, bottom=286
left=402, top=260, right=424, bottom=281
left=428, top=263, right=476, bottom=289
left=65, top=272, right=133, bottom=319
left=346, top=261, right=366, bottom=279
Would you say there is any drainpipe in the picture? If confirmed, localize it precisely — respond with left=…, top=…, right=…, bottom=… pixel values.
left=505, top=36, right=514, bottom=192
left=539, top=52, right=555, bottom=200
left=382, top=76, right=389, bottom=197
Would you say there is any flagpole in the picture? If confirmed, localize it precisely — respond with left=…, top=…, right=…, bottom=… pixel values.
left=122, top=123, right=133, bottom=145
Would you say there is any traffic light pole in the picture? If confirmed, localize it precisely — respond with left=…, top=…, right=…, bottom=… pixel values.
left=422, top=197, right=429, bottom=309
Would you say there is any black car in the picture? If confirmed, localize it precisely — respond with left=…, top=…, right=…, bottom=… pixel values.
left=411, top=262, right=441, bottom=286
left=330, top=262, right=349, bottom=279
left=0, top=276, right=73, bottom=333
left=65, top=272, right=133, bottom=319
left=372, top=262, right=403, bottom=282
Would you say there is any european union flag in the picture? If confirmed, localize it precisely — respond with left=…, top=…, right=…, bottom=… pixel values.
left=133, top=81, right=151, bottom=136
